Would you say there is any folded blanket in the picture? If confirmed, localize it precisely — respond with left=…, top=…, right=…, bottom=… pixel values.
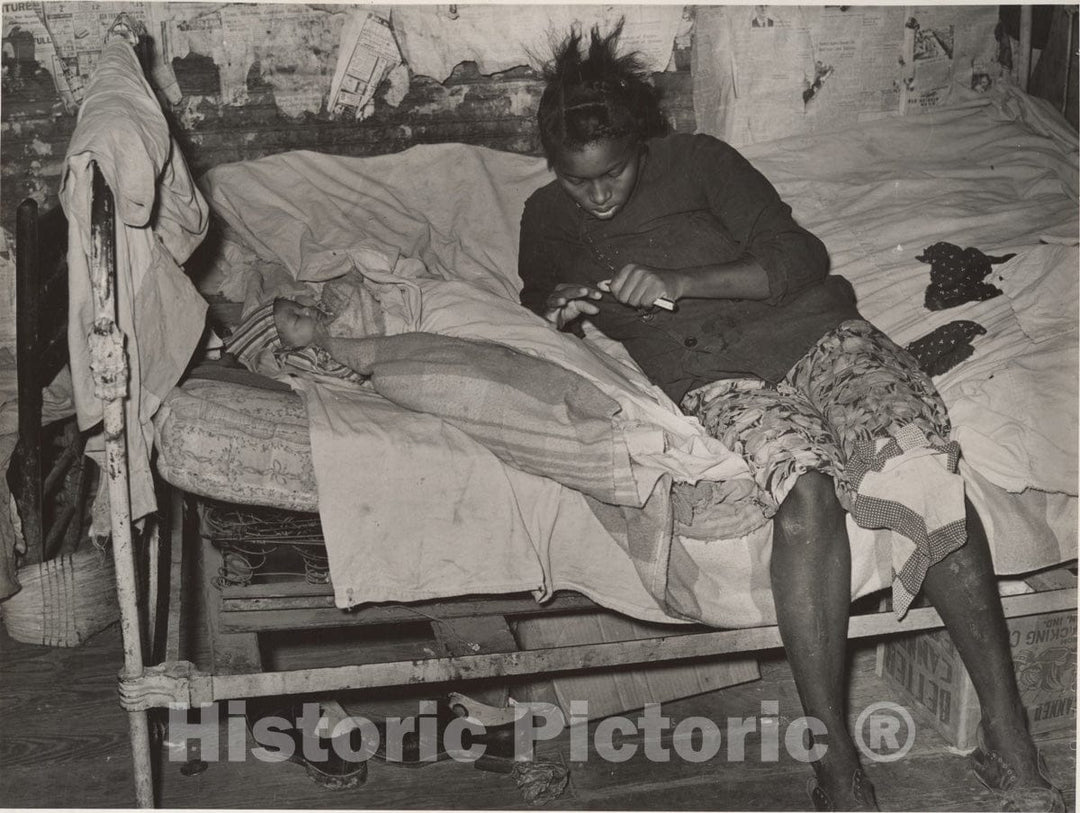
left=324, top=332, right=641, bottom=505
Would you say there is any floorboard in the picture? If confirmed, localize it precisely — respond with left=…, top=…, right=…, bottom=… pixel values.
left=0, top=622, right=1074, bottom=811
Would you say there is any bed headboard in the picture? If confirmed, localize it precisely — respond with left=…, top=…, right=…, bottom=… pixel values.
left=8, top=198, right=86, bottom=565
left=9, top=158, right=131, bottom=567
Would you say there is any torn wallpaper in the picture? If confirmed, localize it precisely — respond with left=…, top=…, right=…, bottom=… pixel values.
left=391, top=5, right=683, bottom=81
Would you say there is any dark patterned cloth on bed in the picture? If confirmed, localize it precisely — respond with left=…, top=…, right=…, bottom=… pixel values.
left=905, top=319, right=988, bottom=377
left=918, top=241, right=1012, bottom=311
left=681, top=319, right=968, bottom=616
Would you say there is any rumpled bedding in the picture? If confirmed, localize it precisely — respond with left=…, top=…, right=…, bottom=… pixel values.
left=741, top=89, right=1078, bottom=506
left=945, top=244, right=1079, bottom=496
left=197, top=86, right=1077, bottom=627
left=276, top=278, right=764, bottom=619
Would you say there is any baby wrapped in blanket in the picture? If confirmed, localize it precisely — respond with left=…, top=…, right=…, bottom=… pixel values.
left=224, top=274, right=384, bottom=382
left=225, top=289, right=660, bottom=506
left=223, top=284, right=762, bottom=531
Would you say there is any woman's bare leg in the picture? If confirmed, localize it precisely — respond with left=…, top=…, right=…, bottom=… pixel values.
left=771, top=471, right=871, bottom=806
left=921, top=501, right=1056, bottom=789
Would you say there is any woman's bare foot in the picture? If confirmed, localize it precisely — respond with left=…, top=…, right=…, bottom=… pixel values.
left=807, top=749, right=879, bottom=811
left=971, top=720, right=1064, bottom=812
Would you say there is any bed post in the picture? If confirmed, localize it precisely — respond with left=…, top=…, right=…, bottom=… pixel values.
left=1018, top=5, right=1033, bottom=92
left=88, top=161, right=155, bottom=808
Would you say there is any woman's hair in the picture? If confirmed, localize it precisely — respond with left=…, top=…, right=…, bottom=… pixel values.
left=537, top=21, right=666, bottom=164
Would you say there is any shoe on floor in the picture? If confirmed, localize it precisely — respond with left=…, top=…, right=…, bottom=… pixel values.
left=807, top=767, right=880, bottom=811
left=245, top=698, right=368, bottom=790
left=371, top=696, right=516, bottom=768
left=970, top=723, right=1065, bottom=813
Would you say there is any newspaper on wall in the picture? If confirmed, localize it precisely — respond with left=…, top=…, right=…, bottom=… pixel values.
left=391, top=4, right=683, bottom=81
left=694, top=5, right=1006, bottom=147
left=2, top=2, right=194, bottom=108
left=801, top=6, right=906, bottom=121
left=328, top=11, right=401, bottom=119
left=4, top=2, right=346, bottom=117
left=3, top=2, right=79, bottom=111
left=724, top=5, right=812, bottom=144
left=718, top=5, right=907, bottom=145
left=2, top=1, right=160, bottom=110
left=903, top=5, right=1003, bottom=113
left=905, top=16, right=955, bottom=112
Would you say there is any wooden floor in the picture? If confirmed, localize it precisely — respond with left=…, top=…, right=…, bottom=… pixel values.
left=0, top=620, right=1075, bottom=810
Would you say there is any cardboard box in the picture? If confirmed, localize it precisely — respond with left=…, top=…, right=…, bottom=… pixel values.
left=513, top=611, right=760, bottom=721
left=877, top=601, right=1077, bottom=750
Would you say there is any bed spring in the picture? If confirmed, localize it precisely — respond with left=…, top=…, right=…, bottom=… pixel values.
left=200, top=500, right=330, bottom=587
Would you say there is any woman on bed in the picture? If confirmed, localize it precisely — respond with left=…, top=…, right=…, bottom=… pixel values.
left=517, top=23, right=1064, bottom=813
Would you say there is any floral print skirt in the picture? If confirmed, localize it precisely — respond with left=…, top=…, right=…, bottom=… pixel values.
left=680, top=319, right=967, bottom=614
left=682, top=320, right=952, bottom=512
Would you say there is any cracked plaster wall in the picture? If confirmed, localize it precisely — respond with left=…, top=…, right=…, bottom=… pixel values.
left=1, top=3, right=694, bottom=235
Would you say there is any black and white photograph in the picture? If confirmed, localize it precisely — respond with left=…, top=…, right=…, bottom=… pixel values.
left=0, top=3, right=1076, bottom=811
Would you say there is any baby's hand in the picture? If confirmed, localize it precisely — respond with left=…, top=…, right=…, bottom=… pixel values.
left=543, top=283, right=602, bottom=330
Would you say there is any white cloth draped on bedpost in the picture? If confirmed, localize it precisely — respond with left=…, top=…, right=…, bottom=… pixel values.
left=60, top=40, right=209, bottom=521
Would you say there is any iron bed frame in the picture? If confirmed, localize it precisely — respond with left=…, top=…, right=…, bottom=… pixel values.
left=14, top=156, right=1075, bottom=810
left=13, top=12, right=1075, bottom=807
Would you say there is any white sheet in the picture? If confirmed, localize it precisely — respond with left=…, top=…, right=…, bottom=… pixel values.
left=740, top=91, right=1078, bottom=500
left=200, top=88, right=1077, bottom=626
left=270, top=269, right=766, bottom=618
left=989, top=245, right=1079, bottom=345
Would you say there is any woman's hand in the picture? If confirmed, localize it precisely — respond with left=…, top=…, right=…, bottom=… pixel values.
left=543, top=283, right=603, bottom=330
left=606, top=264, right=682, bottom=309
